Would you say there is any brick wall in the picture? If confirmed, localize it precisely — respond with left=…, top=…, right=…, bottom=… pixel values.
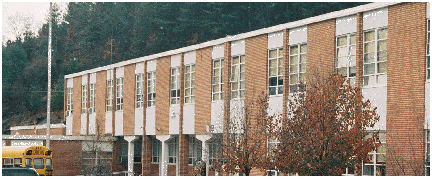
left=141, top=135, right=152, bottom=175
left=245, top=34, right=268, bottom=100
left=195, top=47, right=213, bottom=134
left=96, top=70, right=107, bottom=135
left=387, top=2, right=427, bottom=176
left=50, top=140, right=82, bottom=176
left=307, top=19, right=336, bottom=79
left=72, top=76, right=82, bottom=136
left=167, top=165, right=176, bottom=176
left=156, top=56, right=170, bottom=135
left=123, top=64, right=136, bottom=136
left=356, top=12, right=364, bottom=88
left=282, top=29, right=290, bottom=125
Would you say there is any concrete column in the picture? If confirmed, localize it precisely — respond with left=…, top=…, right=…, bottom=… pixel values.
left=196, top=134, right=211, bottom=176
left=124, top=136, right=138, bottom=176
left=156, top=135, right=170, bottom=176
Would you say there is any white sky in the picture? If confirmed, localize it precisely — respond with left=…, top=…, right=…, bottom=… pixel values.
left=2, top=2, right=68, bottom=43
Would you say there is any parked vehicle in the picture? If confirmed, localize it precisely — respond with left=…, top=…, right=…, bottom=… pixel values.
left=2, top=145, right=53, bottom=176
left=2, top=168, right=39, bottom=176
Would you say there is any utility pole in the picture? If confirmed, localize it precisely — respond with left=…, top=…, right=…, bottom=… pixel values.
left=46, top=2, right=52, bottom=149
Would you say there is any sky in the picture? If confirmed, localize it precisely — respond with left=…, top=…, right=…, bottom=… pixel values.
left=2, top=2, right=68, bottom=43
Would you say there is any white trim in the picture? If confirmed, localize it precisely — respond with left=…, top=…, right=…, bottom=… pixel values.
left=184, top=50, right=196, bottom=65
left=10, top=124, right=66, bottom=131
left=135, top=62, right=144, bottom=74
left=171, top=54, right=181, bottom=67
left=64, top=2, right=400, bottom=79
left=2, top=134, right=117, bottom=141
left=212, top=44, right=225, bottom=59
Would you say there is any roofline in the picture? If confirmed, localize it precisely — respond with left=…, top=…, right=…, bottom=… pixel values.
left=2, top=135, right=118, bottom=141
left=10, top=124, right=66, bottom=131
left=65, top=2, right=401, bottom=79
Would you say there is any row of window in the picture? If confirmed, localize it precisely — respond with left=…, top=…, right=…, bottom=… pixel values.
left=66, top=20, right=431, bottom=115
left=2, top=158, right=52, bottom=169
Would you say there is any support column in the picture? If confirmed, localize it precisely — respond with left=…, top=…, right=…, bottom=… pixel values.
left=156, top=135, right=170, bottom=176
left=124, top=136, right=138, bottom=176
left=196, top=134, right=211, bottom=176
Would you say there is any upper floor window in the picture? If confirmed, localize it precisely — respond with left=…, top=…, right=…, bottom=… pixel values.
left=184, top=64, right=195, bottom=104
left=231, top=55, right=245, bottom=99
left=89, top=83, right=95, bottom=114
left=363, top=27, right=387, bottom=86
left=188, top=137, right=202, bottom=165
left=269, top=48, right=283, bottom=95
left=171, top=67, right=181, bottom=105
left=212, top=58, right=224, bottom=101
left=136, top=73, right=144, bottom=108
left=106, top=79, right=113, bottom=111
left=289, top=43, right=307, bottom=93
left=336, top=33, right=356, bottom=86
left=116, top=77, right=124, bottom=110
left=67, top=87, right=73, bottom=116
left=147, top=71, right=156, bottom=107
left=82, top=84, right=87, bottom=114
left=427, top=19, right=430, bottom=80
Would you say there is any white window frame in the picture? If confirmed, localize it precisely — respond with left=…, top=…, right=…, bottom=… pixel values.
left=184, top=64, right=195, bottom=104
left=362, top=131, right=386, bottom=176
left=67, top=87, right=73, bottom=116
left=268, top=47, right=284, bottom=96
left=336, top=33, right=357, bottom=86
left=89, top=83, right=95, bottom=114
left=289, top=43, right=307, bottom=93
left=151, top=137, right=161, bottom=164
left=230, top=55, right=245, bottom=99
left=168, top=137, right=178, bottom=165
left=82, top=84, right=87, bottom=114
left=106, top=79, right=113, bottom=111
left=427, top=19, right=430, bottom=81
left=188, top=136, right=202, bottom=165
left=212, top=58, right=224, bottom=101
left=135, top=73, right=144, bottom=108
left=363, top=27, right=388, bottom=87
left=147, top=71, right=156, bottom=107
left=208, top=140, right=220, bottom=166
left=116, top=77, right=124, bottom=111
left=426, top=129, right=430, bottom=176
left=171, top=67, right=181, bottom=105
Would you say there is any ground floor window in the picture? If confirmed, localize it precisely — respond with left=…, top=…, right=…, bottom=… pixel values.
left=189, top=136, right=202, bottom=165
left=168, top=137, right=178, bottom=165
left=267, top=170, right=281, bottom=176
left=363, top=131, right=386, bottom=176
left=208, top=136, right=221, bottom=166
left=152, top=137, right=161, bottom=164
left=426, top=129, right=430, bottom=176
left=81, top=141, right=113, bottom=176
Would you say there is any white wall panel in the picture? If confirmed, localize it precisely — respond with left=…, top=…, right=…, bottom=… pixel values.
left=115, top=111, right=123, bottom=136
left=230, top=99, right=244, bottom=133
left=212, top=44, right=225, bottom=59
left=90, top=73, right=96, bottom=83
left=88, top=114, right=96, bottom=135
left=67, top=78, right=73, bottom=88
left=107, top=69, right=114, bottom=80
left=147, top=60, right=157, bottom=72
left=136, top=62, right=144, bottom=74
left=184, top=51, right=196, bottom=65
left=82, top=75, right=88, bottom=85
left=66, top=116, right=73, bottom=135
left=289, top=26, right=307, bottom=45
left=80, top=114, right=87, bottom=135
left=363, top=87, right=387, bottom=131
left=427, top=3, right=430, bottom=19
left=146, top=107, right=156, bottom=135
left=116, top=67, right=124, bottom=78
left=105, top=112, right=112, bottom=134
left=183, top=104, right=195, bottom=134
left=135, top=108, right=144, bottom=135
left=363, top=7, right=388, bottom=30
left=211, top=101, right=224, bottom=133
left=171, top=54, right=181, bottom=67
left=231, top=39, right=245, bottom=56
left=336, top=15, right=357, bottom=35
left=426, top=82, right=430, bottom=129
left=268, top=31, right=284, bottom=49
left=268, top=96, right=283, bottom=116
left=169, top=105, right=180, bottom=134
left=11, top=140, right=43, bottom=146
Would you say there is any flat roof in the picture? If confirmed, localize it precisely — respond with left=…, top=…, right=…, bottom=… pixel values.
left=65, top=2, right=400, bottom=79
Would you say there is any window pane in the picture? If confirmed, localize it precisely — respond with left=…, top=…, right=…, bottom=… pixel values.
left=378, top=62, right=387, bottom=73
left=278, top=77, right=283, bottom=85
left=300, top=64, right=306, bottom=73
left=300, top=54, right=307, bottom=63
left=290, top=46, right=298, bottom=55
left=350, top=34, right=356, bottom=45
left=300, top=44, right=307, bottom=53
left=240, top=55, right=245, bottom=63
left=378, top=40, right=387, bottom=51
left=239, top=81, right=245, bottom=90
left=337, top=36, right=347, bottom=46
left=269, top=87, right=276, bottom=95
left=278, top=87, right=283, bottom=94
left=232, top=56, right=239, bottom=64
left=290, top=65, right=298, bottom=74
left=269, top=59, right=277, bottom=68
left=269, top=68, right=277, bottom=76
left=365, top=42, right=375, bottom=53
left=364, top=53, right=375, bottom=63
left=34, top=158, right=44, bottom=169
left=349, top=46, right=356, bottom=56
left=290, top=74, right=298, bottom=84
left=338, top=47, right=348, bottom=57
left=269, top=49, right=277, bottom=58
left=269, top=77, right=277, bottom=86
left=349, top=66, right=356, bottom=77
left=378, top=28, right=388, bottom=39
left=364, top=64, right=375, bottom=75
left=365, top=31, right=375, bottom=42
left=337, top=68, right=347, bottom=77
left=363, top=165, right=373, bottom=176
left=290, top=56, right=298, bottom=64
left=46, top=158, right=52, bottom=169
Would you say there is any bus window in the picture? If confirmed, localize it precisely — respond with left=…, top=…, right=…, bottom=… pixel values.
left=34, top=158, right=44, bottom=169
left=3, top=158, right=13, bottom=168
left=25, top=158, right=32, bottom=168
left=14, top=158, right=22, bottom=167
left=46, top=158, right=52, bottom=169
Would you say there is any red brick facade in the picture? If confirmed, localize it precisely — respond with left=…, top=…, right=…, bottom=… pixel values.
left=307, top=19, right=336, bottom=78
left=155, top=57, right=170, bottom=135
left=96, top=70, right=107, bottom=135
left=72, top=76, right=82, bottom=136
left=195, top=47, right=213, bottom=134
left=123, top=64, right=136, bottom=136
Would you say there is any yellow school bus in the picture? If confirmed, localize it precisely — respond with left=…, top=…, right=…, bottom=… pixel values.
left=2, top=145, right=53, bottom=176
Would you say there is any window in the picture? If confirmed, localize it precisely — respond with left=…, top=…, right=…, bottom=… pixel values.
left=25, top=158, right=32, bottom=168
left=188, top=137, right=202, bottom=165
left=67, top=87, right=73, bottom=116
left=89, top=83, right=95, bottom=114
left=152, top=137, right=161, bottom=164
left=184, top=64, right=195, bottom=104
left=289, top=44, right=307, bottom=93
left=363, top=131, right=386, bottom=176
left=136, top=73, right=144, bottom=108
left=116, top=77, right=124, bottom=110
left=208, top=138, right=221, bottom=166
left=171, top=67, right=181, bottom=105
left=106, top=79, right=113, bottom=111
left=147, top=71, right=156, bottom=107
left=268, top=138, right=280, bottom=159
left=427, top=20, right=430, bottom=80
left=269, top=48, right=284, bottom=95
left=14, top=158, right=22, bottom=167
left=168, top=137, right=178, bottom=164
left=3, top=158, right=13, bottom=168
left=336, top=33, right=357, bottom=86
left=46, top=158, right=52, bottom=169
left=82, top=84, right=87, bottom=114
left=363, top=27, right=388, bottom=86
left=212, top=58, right=224, bottom=101
left=231, top=55, right=245, bottom=99
left=34, top=158, right=44, bottom=169
left=267, top=170, right=281, bottom=176
left=426, top=129, right=430, bottom=176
